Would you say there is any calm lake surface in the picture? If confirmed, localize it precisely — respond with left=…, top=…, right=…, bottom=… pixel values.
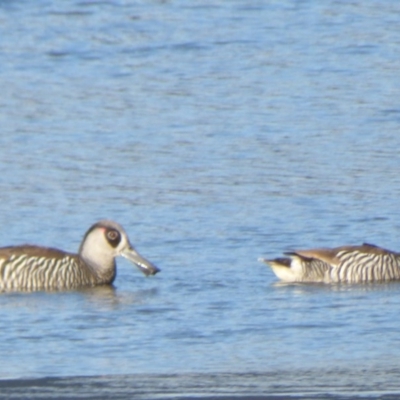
left=1, top=0, right=400, bottom=398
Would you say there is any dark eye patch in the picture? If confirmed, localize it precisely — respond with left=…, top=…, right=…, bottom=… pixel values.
left=106, top=229, right=121, bottom=248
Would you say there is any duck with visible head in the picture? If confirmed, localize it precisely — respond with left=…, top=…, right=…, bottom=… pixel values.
left=0, top=220, right=160, bottom=291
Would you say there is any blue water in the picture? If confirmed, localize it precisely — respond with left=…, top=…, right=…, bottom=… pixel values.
left=1, top=0, right=400, bottom=398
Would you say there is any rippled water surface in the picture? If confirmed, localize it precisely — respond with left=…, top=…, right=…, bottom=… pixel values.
left=1, top=0, right=400, bottom=398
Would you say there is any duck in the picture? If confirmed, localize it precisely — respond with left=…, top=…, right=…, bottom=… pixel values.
left=0, top=220, right=159, bottom=291
left=259, top=243, right=400, bottom=283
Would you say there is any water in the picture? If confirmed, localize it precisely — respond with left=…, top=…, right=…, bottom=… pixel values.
left=0, top=0, right=400, bottom=398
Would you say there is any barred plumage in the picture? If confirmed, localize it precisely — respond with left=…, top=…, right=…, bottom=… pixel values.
left=0, top=220, right=159, bottom=292
left=259, top=243, right=400, bottom=283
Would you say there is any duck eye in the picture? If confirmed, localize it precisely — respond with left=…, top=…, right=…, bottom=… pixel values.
left=106, top=229, right=121, bottom=247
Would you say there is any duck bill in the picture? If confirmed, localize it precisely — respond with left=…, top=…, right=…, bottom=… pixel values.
left=121, top=247, right=160, bottom=276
